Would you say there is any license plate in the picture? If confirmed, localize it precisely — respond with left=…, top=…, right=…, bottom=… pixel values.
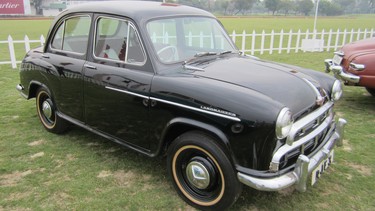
left=311, top=150, right=334, bottom=186
left=333, top=55, right=343, bottom=65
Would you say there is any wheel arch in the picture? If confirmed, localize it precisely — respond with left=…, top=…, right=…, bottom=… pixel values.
left=26, top=80, right=52, bottom=100
left=157, top=117, right=237, bottom=165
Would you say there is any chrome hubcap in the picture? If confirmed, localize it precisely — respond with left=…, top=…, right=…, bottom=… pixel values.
left=42, top=101, right=52, bottom=119
left=186, top=161, right=210, bottom=189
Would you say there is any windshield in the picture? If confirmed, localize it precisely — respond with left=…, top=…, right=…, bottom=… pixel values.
left=146, top=17, right=237, bottom=64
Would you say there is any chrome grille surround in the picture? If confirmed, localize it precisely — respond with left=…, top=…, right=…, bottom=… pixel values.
left=269, top=101, right=334, bottom=172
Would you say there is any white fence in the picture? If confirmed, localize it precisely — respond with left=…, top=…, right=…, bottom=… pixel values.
left=0, top=35, right=45, bottom=69
left=1, top=28, right=374, bottom=69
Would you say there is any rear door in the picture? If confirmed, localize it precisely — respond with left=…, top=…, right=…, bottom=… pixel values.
left=43, top=14, right=92, bottom=122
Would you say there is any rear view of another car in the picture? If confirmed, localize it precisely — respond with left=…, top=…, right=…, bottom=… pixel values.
left=325, top=37, right=375, bottom=96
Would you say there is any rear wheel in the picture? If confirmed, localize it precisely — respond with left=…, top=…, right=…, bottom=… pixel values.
left=167, top=131, right=242, bottom=210
left=36, top=87, right=69, bottom=133
left=366, top=88, right=375, bottom=97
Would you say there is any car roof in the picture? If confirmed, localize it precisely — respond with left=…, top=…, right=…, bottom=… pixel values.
left=57, top=1, right=214, bottom=22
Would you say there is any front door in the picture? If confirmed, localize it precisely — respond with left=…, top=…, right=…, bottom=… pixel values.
left=83, top=15, right=153, bottom=150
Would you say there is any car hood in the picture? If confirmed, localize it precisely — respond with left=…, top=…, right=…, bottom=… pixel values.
left=342, top=37, right=375, bottom=58
left=183, top=55, right=322, bottom=115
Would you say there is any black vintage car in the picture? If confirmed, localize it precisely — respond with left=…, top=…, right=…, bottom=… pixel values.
left=17, top=1, right=347, bottom=210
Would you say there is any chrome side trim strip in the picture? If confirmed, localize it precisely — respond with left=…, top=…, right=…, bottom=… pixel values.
left=105, top=86, right=149, bottom=99
left=150, top=97, right=241, bottom=122
left=105, top=86, right=240, bottom=121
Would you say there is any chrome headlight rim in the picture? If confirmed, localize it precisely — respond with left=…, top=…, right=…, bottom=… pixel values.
left=276, top=107, right=294, bottom=139
left=331, top=80, right=343, bottom=101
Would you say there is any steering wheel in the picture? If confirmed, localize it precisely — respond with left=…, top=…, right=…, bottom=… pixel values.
left=157, top=45, right=178, bottom=62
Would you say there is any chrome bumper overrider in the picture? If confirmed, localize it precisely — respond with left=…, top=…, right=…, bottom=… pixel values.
left=237, top=118, right=347, bottom=192
left=324, top=59, right=360, bottom=83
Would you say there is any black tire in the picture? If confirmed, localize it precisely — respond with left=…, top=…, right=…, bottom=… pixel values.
left=167, top=131, right=242, bottom=210
left=36, top=87, right=69, bottom=134
left=366, top=88, right=375, bottom=97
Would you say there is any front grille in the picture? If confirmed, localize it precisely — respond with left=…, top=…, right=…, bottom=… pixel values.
left=269, top=102, right=334, bottom=172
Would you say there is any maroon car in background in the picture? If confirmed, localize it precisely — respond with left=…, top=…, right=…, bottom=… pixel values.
left=325, top=37, right=375, bottom=96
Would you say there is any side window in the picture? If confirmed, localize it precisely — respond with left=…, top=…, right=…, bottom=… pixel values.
left=94, top=17, right=146, bottom=65
left=50, top=16, right=91, bottom=54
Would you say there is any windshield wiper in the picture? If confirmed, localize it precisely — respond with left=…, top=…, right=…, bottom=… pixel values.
left=218, top=50, right=233, bottom=55
left=195, top=52, right=218, bottom=57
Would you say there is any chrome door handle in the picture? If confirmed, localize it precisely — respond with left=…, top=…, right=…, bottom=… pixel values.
left=84, top=64, right=97, bottom=70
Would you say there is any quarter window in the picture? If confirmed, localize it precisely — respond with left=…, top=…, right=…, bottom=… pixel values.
left=94, top=17, right=146, bottom=65
left=51, top=16, right=91, bottom=54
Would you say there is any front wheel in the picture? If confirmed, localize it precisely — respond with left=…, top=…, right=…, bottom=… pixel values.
left=167, top=131, right=242, bottom=210
left=36, top=87, right=69, bottom=134
left=366, top=87, right=375, bottom=97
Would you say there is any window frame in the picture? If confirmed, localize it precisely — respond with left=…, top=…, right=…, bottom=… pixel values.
left=49, top=14, right=92, bottom=56
left=93, top=15, right=147, bottom=66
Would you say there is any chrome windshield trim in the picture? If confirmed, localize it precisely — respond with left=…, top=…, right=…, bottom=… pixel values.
left=150, top=97, right=241, bottom=122
left=105, top=86, right=149, bottom=99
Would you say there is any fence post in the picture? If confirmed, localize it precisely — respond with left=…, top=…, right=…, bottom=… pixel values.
left=188, top=31, right=192, bottom=46
left=349, top=28, right=354, bottom=43
left=231, top=30, right=236, bottom=44
left=241, top=30, right=246, bottom=53
left=251, top=30, right=256, bottom=55
left=260, top=30, right=265, bottom=55
left=356, top=29, right=361, bottom=41
left=295, top=29, right=301, bottom=53
left=326, top=29, right=333, bottom=51
left=303, top=29, right=309, bottom=52
left=199, top=31, right=203, bottom=48
left=164, top=32, right=169, bottom=44
left=24, top=35, right=30, bottom=53
left=270, top=30, right=274, bottom=54
left=320, top=29, right=325, bottom=51
left=287, top=30, right=293, bottom=54
left=363, top=28, right=368, bottom=39
left=334, top=29, right=340, bottom=50
left=7, top=35, right=17, bottom=69
left=342, top=28, right=347, bottom=47
left=40, top=35, right=45, bottom=46
left=278, top=29, right=284, bottom=54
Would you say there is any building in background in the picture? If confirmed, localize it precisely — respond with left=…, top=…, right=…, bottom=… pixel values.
left=0, top=0, right=32, bottom=15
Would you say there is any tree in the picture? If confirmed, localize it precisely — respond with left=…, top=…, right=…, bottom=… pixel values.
left=232, top=0, right=256, bottom=15
left=31, top=0, right=43, bottom=15
left=264, top=0, right=282, bottom=15
left=319, top=0, right=343, bottom=16
left=297, top=0, right=314, bottom=16
left=280, top=0, right=296, bottom=16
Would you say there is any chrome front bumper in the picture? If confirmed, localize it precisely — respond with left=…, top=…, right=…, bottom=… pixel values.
left=324, top=59, right=360, bottom=84
left=237, top=118, right=347, bottom=192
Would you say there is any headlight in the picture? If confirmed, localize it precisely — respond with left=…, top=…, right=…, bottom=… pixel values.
left=331, top=80, right=343, bottom=101
left=276, top=107, right=293, bottom=139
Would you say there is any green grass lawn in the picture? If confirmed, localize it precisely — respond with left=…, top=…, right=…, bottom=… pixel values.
left=1, top=16, right=375, bottom=210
